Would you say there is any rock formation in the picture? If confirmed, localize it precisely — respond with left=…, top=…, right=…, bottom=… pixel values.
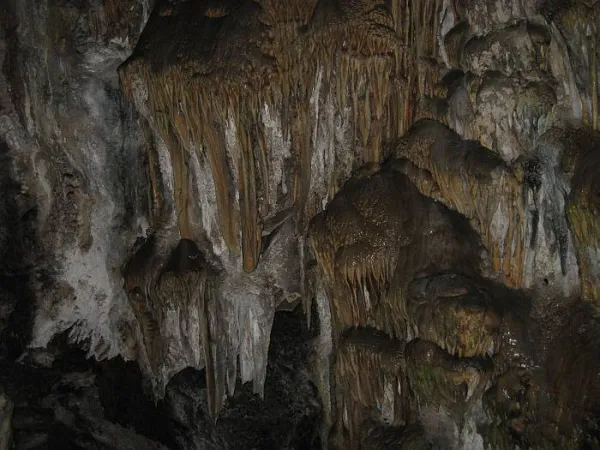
left=1, top=0, right=600, bottom=448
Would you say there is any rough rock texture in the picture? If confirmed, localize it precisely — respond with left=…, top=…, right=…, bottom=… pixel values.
left=0, top=311, right=321, bottom=450
left=1, top=0, right=600, bottom=449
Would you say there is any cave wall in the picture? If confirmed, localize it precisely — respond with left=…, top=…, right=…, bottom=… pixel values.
left=0, top=0, right=153, bottom=358
left=1, top=0, right=600, bottom=449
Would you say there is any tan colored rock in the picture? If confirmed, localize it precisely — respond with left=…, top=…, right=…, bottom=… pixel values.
left=407, top=274, right=502, bottom=358
left=405, top=339, right=491, bottom=409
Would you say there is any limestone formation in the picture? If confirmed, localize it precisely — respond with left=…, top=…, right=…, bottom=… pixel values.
left=1, top=0, right=600, bottom=449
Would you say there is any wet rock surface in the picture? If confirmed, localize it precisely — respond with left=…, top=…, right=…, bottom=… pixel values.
left=1, top=0, right=600, bottom=449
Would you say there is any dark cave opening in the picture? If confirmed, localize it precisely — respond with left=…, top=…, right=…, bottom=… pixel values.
left=0, top=308, right=323, bottom=450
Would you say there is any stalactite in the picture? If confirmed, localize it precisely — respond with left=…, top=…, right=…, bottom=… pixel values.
left=194, top=93, right=240, bottom=253
left=140, top=120, right=165, bottom=229
left=119, top=0, right=425, bottom=275
left=290, top=99, right=312, bottom=225
left=258, top=0, right=318, bottom=27
left=11, top=0, right=600, bottom=448
left=334, top=327, right=406, bottom=450
left=170, top=129, right=192, bottom=239
left=406, top=274, right=502, bottom=358
left=405, top=339, right=491, bottom=412
left=308, top=170, right=420, bottom=334
left=564, top=129, right=600, bottom=305
left=235, top=103, right=262, bottom=272
left=118, top=0, right=479, bottom=425
left=124, top=239, right=226, bottom=417
left=254, top=119, right=270, bottom=218
left=392, top=119, right=528, bottom=288
left=129, top=287, right=165, bottom=374
left=591, top=32, right=598, bottom=131
left=309, top=157, right=485, bottom=342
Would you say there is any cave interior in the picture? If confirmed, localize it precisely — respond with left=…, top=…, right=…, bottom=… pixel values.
left=1, top=0, right=600, bottom=449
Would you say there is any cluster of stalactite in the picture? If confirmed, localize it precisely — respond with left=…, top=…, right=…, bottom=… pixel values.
left=124, top=239, right=231, bottom=418
left=332, top=327, right=406, bottom=449
left=304, top=2, right=600, bottom=447
left=308, top=154, right=600, bottom=448
left=564, top=129, right=600, bottom=303
left=117, top=0, right=447, bottom=422
left=391, top=120, right=528, bottom=288
left=416, top=0, right=600, bottom=299
left=114, top=0, right=600, bottom=447
left=307, top=160, right=495, bottom=447
left=119, top=0, right=443, bottom=273
left=307, top=166, right=484, bottom=336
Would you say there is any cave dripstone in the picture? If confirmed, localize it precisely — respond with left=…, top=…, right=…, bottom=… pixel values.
left=1, top=0, right=600, bottom=449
